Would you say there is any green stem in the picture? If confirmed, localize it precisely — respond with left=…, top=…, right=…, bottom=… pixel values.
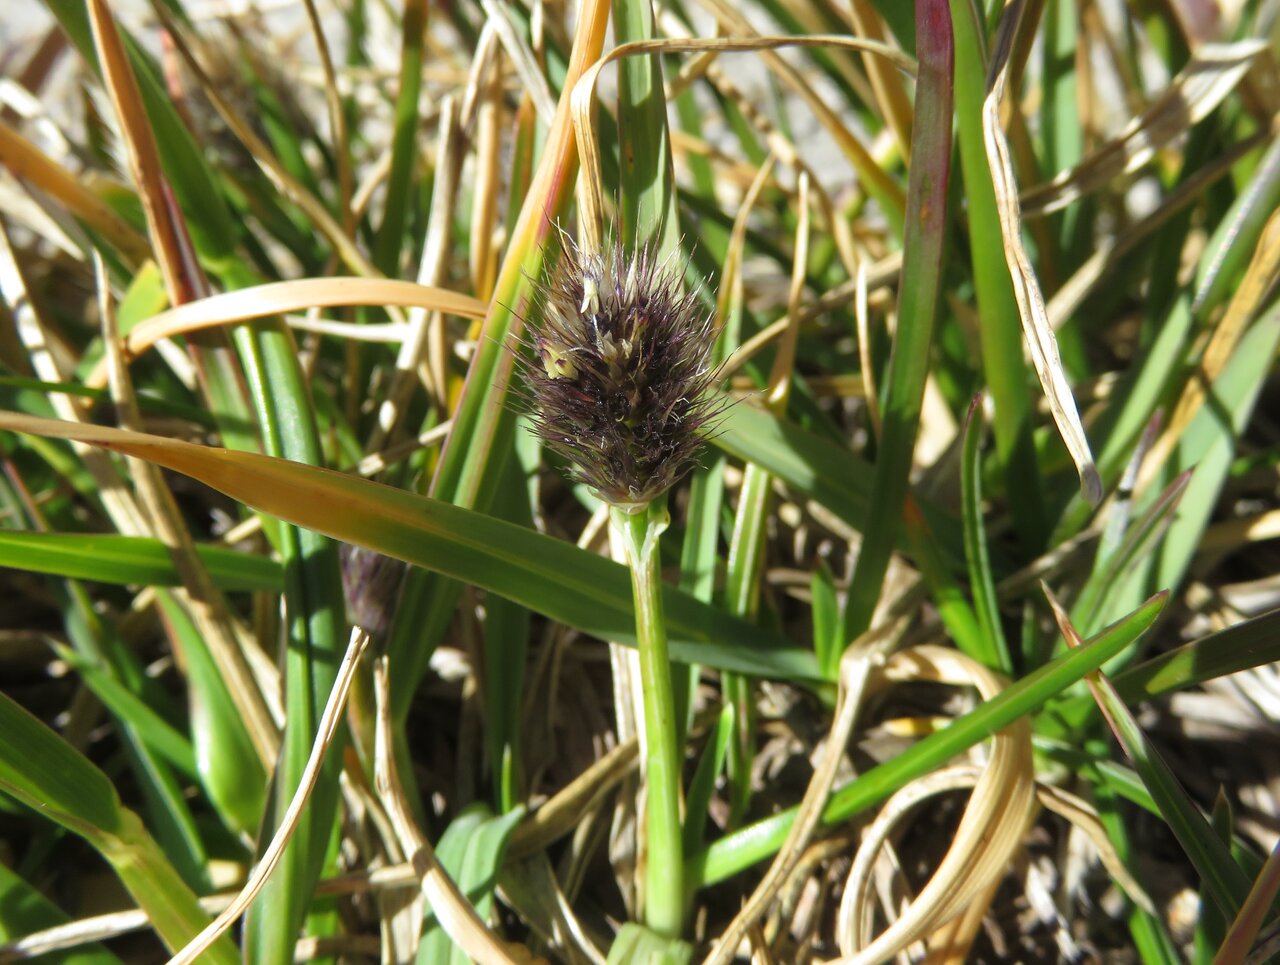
left=611, top=501, right=684, bottom=938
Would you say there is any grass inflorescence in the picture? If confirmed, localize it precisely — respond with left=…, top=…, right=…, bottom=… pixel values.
left=518, top=239, right=722, bottom=510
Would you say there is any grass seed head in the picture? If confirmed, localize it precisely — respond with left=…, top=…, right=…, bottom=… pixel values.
left=340, top=545, right=403, bottom=640
left=519, top=239, right=722, bottom=511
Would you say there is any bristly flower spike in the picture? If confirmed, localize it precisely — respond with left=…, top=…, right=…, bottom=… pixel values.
left=519, top=237, right=723, bottom=512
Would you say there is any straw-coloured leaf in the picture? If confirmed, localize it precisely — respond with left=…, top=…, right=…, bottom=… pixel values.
left=982, top=10, right=1103, bottom=506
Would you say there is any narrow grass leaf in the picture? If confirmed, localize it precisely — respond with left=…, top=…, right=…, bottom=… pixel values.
left=0, top=691, right=234, bottom=963
left=843, top=0, right=954, bottom=640
left=0, top=531, right=281, bottom=591
left=904, top=497, right=991, bottom=667
left=0, top=119, right=150, bottom=268
left=418, top=804, right=526, bottom=965
left=1111, top=606, right=1280, bottom=702
left=383, top=0, right=611, bottom=722
left=51, top=643, right=197, bottom=778
left=960, top=398, right=1012, bottom=672
left=372, top=0, right=427, bottom=275
left=684, top=705, right=735, bottom=857
left=1092, top=676, right=1253, bottom=919
left=1102, top=306, right=1280, bottom=625
left=155, top=590, right=268, bottom=837
left=1046, top=596, right=1253, bottom=919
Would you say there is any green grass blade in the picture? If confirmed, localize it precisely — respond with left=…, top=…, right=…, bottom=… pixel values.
left=1100, top=304, right=1280, bottom=627
left=0, top=690, right=234, bottom=963
left=903, top=498, right=991, bottom=667
left=372, top=0, right=427, bottom=275
left=0, top=532, right=281, bottom=591
left=960, top=398, right=1012, bottom=672
left=238, top=321, right=347, bottom=963
left=949, top=0, right=1046, bottom=549
left=1111, top=606, right=1280, bottom=702
left=418, top=804, right=526, bottom=964
left=709, top=403, right=967, bottom=566
left=842, top=0, right=954, bottom=641
left=155, top=589, right=268, bottom=837
left=614, top=0, right=679, bottom=257
left=384, top=0, right=611, bottom=721
left=52, top=643, right=197, bottom=778
left=1084, top=666, right=1253, bottom=918
left=683, top=704, right=734, bottom=857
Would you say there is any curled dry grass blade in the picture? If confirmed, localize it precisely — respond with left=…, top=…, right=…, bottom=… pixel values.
left=833, top=646, right=1036, bottom=964
left=85, top=278, right=487, bottom=389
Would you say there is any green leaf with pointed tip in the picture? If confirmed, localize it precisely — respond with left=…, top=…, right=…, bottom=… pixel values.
left=1084, top=663, right=1253, bottom=919
left=0, top=686, right=123, bottom=841
left=155, top=590, right=267, bottom=837
left=51, top=643, right=197, bottom=779
left=0, top=691, right=234, bottom=963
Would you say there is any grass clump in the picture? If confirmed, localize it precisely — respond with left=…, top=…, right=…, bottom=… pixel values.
left=0, top=1, right=1279, bottom=962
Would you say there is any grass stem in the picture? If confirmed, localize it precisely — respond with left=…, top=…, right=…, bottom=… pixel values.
left=610, top=501, right=685, bottom=938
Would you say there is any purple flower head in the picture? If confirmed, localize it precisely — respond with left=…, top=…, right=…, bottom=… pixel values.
left=518, top=240, right=723, bottom=511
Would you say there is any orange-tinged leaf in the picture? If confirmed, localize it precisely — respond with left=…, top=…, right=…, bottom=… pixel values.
left=0, top=412, right=817, bottom=681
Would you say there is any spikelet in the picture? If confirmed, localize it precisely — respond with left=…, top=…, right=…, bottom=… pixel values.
left=517, top=240, right=723, bottom=511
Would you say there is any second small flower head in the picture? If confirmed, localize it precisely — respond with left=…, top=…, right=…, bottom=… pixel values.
left=519, top=239, right=722, bottom=512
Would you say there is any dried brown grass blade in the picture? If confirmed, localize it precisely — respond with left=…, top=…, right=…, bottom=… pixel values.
left=1021, top=41, right=1268, bottom=217
left=166, top=629, right=369, bottom=965
left=0, top=119, right=151, bottom=267
left=87, top=0, right=204, bottom=304
left=84, top=277, right=487, bottom=389
left=845, top=0, right=915, bottom=162
left=982, top=11, right=1103, bottom=506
